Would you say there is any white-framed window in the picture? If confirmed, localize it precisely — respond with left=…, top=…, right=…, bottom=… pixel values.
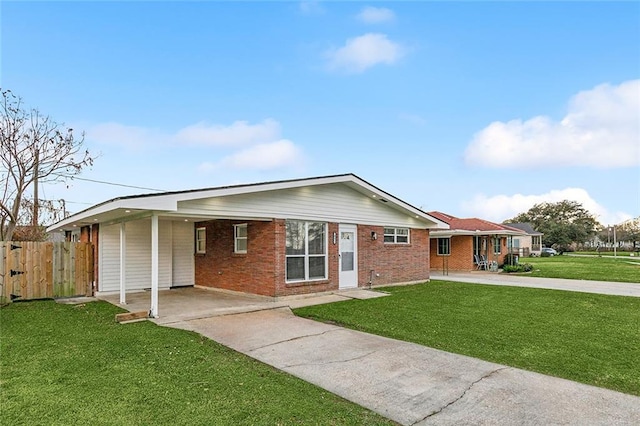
left=285, top=220, right=327, bottom=282
left=437, top=238, right=450, bottom=255
left=493, top=236, right=501, bottom=255
left=196, top=227, right=206, bottom=254
left=234, top=223, right=248, bottom=253
left=383, top=227, right=409, bottom=244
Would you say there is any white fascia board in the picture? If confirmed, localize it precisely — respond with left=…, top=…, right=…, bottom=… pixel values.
left=171, top=174, right=355, bottom=203
left=342, top=177, right=449, bottom=229
left=46, top=197, right=178, bottom=232
left=430, top=229, right=527, bottom=237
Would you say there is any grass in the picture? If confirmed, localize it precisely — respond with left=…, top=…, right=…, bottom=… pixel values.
left=0, top=300, right=393, bottom=426
left=295, top=281, right=640, bottom=396
left=574, top=251, right=636, bottom=257
left=522, top=255, right=640, bottom=282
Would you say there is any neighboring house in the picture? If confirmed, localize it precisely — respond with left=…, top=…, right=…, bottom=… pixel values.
left=428, top=211, right=527, bottom=272
left=47, top=174, right=448, bottom=317
left=504, top=223, right=543, bottom=257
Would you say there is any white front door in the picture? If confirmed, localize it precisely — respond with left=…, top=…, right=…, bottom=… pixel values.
left=338, top=224, right=358, bottom=289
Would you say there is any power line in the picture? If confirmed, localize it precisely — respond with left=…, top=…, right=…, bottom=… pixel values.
left=51, top=173, right=166, bottom=192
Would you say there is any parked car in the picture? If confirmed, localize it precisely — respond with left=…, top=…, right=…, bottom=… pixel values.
left=541, top=247, right=558, bottom=256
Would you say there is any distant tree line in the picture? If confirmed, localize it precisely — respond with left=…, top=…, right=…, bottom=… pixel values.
left=505, top=200, right=639, bottom=252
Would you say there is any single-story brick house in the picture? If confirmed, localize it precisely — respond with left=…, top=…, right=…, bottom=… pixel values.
left=428, top=211, right=527, bottom=272
left=48, top=174, right=448, bottom=317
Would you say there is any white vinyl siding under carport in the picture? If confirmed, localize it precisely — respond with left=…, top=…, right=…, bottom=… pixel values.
left=98, top=219, right=194, bottom=293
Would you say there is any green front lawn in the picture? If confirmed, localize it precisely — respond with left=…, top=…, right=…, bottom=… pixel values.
left=524, top=255, right=640, bottom=282
left=295, top=281, right=640, bottom=396
left=1, top=301, right=392, bottom=425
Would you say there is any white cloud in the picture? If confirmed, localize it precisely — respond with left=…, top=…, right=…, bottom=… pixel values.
left=464, top=80, right=640, bottom=169
left=198, top=140, right=304, bottom=172
left=326, top=33, right=406, bottom=73
left=299, top=1, right=324, bottom=16
left=87, top=119, right=282, bottom=148
left=174, top=119, right=280, bottom=147
left=86, top=118, right=305, bottom=173
left=461, top=187, right=633, bottom=225
left=357, top=6, right=395, bottom=24
left=398, top=113, right=427, bottom=126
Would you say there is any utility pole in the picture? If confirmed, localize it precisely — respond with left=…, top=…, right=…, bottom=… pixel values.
left=613, top=225, right=617, bottom=258
left=33, top=151, right=39, bottom=227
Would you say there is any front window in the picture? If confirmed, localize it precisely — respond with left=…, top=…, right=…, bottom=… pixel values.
left=437, top=238, right=450, bottom=255
left=286, top=221, right=327, bottom=282
left=384, top=227, right=409, bottom=244
left=234, top=224, right=247, bottom=253
left=493, top=236, right=501, bottom=255
left=532, top=236, right=541, bottom=251
left=196, top=227, right=206, bottom=254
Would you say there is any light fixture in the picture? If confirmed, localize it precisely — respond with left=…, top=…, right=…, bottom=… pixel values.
left=371, top=231, right=377, bottom=241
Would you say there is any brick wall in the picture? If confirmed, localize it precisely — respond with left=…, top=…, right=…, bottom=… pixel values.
left=430, top=235, right=474, bottom=271
left=195, top=220, right=431, bottom=297
left=430, top=235, right=509, bottom=271
left=358, top=225, right=430, bottom=287
left=194, top=220, right=278, bottom=297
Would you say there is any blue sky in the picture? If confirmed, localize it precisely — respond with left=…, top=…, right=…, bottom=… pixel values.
left=2, top=1, right=639, bottom=226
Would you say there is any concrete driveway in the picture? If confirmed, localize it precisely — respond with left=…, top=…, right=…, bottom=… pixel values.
left=438, top=272, right=640, bottom=297
left=170, top=307, right=640, bottom=425
left=99, top=286, right=385, bottom=325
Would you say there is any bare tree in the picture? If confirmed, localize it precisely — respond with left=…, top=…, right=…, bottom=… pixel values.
left=1, top=89, right=94, bottom=241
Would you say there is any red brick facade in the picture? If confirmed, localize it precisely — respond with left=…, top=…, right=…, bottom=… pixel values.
left=195, top=220, right=431, bottom=297
left=430, top=235, right=509, bottom=272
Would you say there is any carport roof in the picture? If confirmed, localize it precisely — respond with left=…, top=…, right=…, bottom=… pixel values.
left=47, top=173, right=449, bottom=232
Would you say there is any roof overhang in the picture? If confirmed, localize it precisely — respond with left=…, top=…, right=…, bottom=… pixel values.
left=430, top=229, right=526, bottom=238
left=47, top=174, right=449, bottom=232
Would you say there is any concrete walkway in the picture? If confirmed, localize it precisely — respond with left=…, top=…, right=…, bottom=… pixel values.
left=170, top=307, right=640, bottom=425
left=436, top=272, right=640, bottom=297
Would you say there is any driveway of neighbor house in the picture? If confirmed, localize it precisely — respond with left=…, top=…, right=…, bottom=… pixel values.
left=170, top=307, right=640, bottom=426
left=439, top=272, right=640, bottom=297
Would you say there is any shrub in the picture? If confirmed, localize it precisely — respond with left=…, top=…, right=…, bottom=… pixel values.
left=503, top=253, right=519, bottom=266
left=502, top=263, right=533, bottom=273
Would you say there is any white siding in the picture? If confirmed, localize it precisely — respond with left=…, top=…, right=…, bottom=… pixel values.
left=172, top=221, right=194, bottom=286
left=99, top=223, right=120, bottom=292
left=178, top=184, right=425, bottom=228
left=99, top=219, right=193, bottom=293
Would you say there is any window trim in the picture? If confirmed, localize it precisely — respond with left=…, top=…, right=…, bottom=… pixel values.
left=383, top=227, right=410, bottom=244
left=493, top=236, right=502, bottom=255
left=234, top=223, right=248, bottom=254
left=195, top=227, right=206, bottom=254
left=285, top=220, right=328, bottom=283
left=437, top=237, right=451, bottom=256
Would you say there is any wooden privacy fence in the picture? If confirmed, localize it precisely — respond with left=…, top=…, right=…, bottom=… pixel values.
left=0, top=242, right=94, bottom=304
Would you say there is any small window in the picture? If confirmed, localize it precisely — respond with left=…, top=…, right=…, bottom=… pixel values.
left=234, top=224, right=247, bottom=253
left=196, top=227, right=206, bottom=254
left=383, top=227, right=410, bottom=244
left=437, top=238, right=450, bottom=255
left=493, top=236, right=501, bottom=255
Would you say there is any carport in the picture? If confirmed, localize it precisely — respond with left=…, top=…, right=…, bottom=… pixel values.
left=99, top=286, right=387, bottom=325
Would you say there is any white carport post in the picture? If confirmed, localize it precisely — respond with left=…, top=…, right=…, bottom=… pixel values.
left=119, top=222, right=126, bottom=305
left=150, top=214, right=159, bottom=318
